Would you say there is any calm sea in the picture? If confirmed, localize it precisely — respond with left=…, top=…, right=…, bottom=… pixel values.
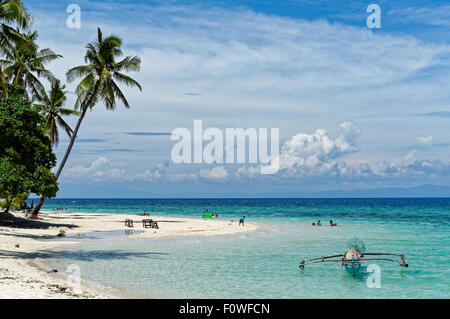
left=33, top=198, right=450, bottom=298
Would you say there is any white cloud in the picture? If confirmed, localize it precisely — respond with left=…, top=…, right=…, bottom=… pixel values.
left=31, top=2, right=450, bottom=126
left=277, top=121, right=361, bottom=177
left=29, top=2, right=450, bottom=193
left=338, top=152, right=446, bottom=182
left=64, top=157, right=167, bottom=182
left=65, top=157, right=111, bottom=178
left=199, top=166, right=229, bottom=180
left=388, top=4, right=450, bottom=27
left=236, top=166, right=260, bottom=179
left=235, top=123, right=450, bottom=184
left=417, top=135, right=433, bottom=145
left=132, top=162, right=168, bottom=182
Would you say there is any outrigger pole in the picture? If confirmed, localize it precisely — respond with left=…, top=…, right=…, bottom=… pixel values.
left=299, top=253, right=408, bottom=269
left=299, top=254, right=345, bottom=269
left=360, top=253, right=408, bottom=267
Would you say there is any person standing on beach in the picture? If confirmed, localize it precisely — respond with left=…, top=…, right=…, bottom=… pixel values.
left=239, top=216, right=246, bottom=226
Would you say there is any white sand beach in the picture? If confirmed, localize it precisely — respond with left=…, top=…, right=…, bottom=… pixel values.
left=0, top=211, right=257, bottom=299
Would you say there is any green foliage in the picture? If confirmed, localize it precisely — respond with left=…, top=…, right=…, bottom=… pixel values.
left=1, top=29, right=61, bottom=100
left=0, top=0, right=31, bottom=100
left=0, top=190, right=28, bottom=210
left=34, top=79, right=79, bottom=146
left=0, top=84, right=58, bottom=211
left=67, top=27, right=142, bottom=111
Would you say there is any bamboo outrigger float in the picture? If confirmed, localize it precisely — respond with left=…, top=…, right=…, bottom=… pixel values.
left=299, top=239, right=408, bottom=275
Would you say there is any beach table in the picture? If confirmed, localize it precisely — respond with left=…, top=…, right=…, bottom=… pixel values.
left=142, top=219, right=153, bottom=228
left=142, top=219, right=159, bottom=229
left=125, top=219, right=134, bottom=227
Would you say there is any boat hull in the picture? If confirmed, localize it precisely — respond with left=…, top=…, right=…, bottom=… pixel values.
left=344, top=260, right=362, bottom=276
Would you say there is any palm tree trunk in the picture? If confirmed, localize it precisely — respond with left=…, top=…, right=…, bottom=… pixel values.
left=31, top=107, right=88, bottom=217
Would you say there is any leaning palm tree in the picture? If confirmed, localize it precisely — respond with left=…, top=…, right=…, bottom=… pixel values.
left=1, top=30, right=61, bottom=100
left=0, top=0, right=31, bottom=99
left=31, top=27, right=142, bottom=216
left=34, top=79, right=80, bottom=146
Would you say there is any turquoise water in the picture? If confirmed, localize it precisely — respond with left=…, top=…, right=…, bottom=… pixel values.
left=36, top=198, right=450, bottom=298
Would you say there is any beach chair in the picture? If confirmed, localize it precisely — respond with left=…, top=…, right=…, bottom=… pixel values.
left=125, top=219, right=134, bottom=228
left=142, top=219, right=152, bottom=228
left=152, top=221, right=159, bottom=229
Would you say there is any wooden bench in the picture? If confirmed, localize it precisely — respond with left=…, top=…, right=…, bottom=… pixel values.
left=142, top=219, right=159, bottom=229
left=125, top=219, right=134, bottom=228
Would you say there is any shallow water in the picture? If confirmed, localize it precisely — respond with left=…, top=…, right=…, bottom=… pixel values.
left=39, top=198, right=450, bottom=298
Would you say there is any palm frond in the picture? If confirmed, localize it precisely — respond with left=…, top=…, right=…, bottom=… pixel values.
left=59, top=108, right=80, bottom=116
left=66, top=64, right=94, bottom=83
left=0, top=0, right=31, bottom=29
left=56, top=116, right=74, bottom=139
left=114, top=56, right=141, bottom=73
left=110, top=79, right=130, bottom=108
left=113, top=72, right=142, bottom=91
left=24, top=71, right=45, bottom=100
left=68, top=27, right=141, bottom=112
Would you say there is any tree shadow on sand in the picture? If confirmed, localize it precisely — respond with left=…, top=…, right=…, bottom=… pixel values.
left=0, top=248, right=168, bottom=262
left=0, top=211, right=78, bottom=230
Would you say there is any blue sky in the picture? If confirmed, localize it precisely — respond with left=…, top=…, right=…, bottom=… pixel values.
left=24, top=0, right=450, bottom=197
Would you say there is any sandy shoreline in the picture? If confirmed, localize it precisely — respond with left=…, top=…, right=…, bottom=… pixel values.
left=0, top=210, right=258, bottom=299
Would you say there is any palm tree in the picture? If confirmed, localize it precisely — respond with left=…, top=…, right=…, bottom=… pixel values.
left=0, top=0, right=30, bottom=99
left=34, top=79, right=80, bottom=146
left=1, top=30, right=61, bottom=100
left=31, top=27, right=142, bottom=216
left=0, top=0, right=28, bottom=29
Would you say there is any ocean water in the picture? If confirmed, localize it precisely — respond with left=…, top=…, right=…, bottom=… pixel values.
left=35, top=198, right=450, bottom=298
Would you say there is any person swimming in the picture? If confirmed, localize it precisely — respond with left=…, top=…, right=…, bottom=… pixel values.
left=317, top=220, right=321, bottom=226
left=312, top=222, right=316, bottom=226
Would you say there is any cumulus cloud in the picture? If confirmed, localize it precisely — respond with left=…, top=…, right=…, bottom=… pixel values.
left=276, top=121, right=361, bottom=177
left=199, top=166, right=229, bottom=180
left=236, top=123, right=450, bottom=184
left=417, top=135, right=433, bottom=145
left=65, top=157, right=113, bottom=179
left=338, top=151, right=448, bottom=183
left=64, top=157, right=167, bottom=182
left=133, top=162, right=168, bottom=182
left=236, top=166, right=260, bottom=179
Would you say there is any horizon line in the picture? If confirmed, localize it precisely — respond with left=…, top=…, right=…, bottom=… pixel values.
left=28, top=196, right=450, bottom=200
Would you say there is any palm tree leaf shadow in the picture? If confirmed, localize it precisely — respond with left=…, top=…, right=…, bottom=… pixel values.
left=0, top=249, right=168, bottom=262
left=0, top=212, right=79, bottom=229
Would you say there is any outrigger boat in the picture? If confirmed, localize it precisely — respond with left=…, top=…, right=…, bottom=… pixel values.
left=299, top=239, right=408, bottom=276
